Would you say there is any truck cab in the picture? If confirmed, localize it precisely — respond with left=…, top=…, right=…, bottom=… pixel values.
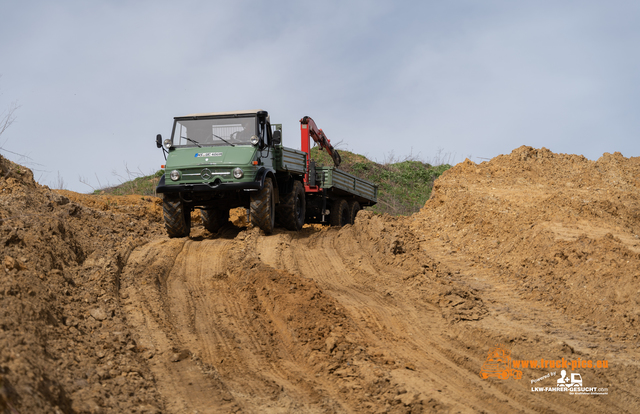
left=157, top=110, right=274, bottom=195
left=156, top=110, right=283, bottom=237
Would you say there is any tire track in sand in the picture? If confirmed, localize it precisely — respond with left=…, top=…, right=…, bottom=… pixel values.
left=121, top=239, right=239, bottom=413
left=266, top=225, right=551, bottom=413
left=124, top=236, right=344, bottom=413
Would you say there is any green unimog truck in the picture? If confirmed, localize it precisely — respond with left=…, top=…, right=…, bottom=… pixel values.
left=155, top=109, right=377, bottom=238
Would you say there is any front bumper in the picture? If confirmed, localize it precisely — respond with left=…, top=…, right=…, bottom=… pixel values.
left=156, top=175, right=262, bottom=194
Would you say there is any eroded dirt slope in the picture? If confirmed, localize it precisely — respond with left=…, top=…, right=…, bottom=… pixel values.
left=0, top=155, right=166, bottom=413
left=1, top=146, right=640, bottom=413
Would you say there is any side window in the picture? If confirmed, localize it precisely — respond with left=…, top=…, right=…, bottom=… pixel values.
left=265, top=122, right=272, bottom=145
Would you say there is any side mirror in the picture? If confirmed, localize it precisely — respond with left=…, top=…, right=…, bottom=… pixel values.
left=272, top=130, right=282, bottom=145
left=156, top=134, right=162, bottom=148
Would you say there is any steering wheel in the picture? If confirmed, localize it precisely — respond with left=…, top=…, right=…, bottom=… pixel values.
left=230, top=131, right=239, bottom=141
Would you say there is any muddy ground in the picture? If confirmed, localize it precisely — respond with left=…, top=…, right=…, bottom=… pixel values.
left=0, top=145, right=639, bottom=413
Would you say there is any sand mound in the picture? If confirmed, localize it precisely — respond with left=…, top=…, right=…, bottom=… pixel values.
left=416, top=146, right=640, bottom=333
left=0, top=154, right=165, bottom=413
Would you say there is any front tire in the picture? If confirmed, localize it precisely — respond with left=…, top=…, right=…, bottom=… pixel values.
left=250, top=177, right=275, bottom=234
left=201, top=208, right=229, bottom=233
left=330, top=198, right=350, bottom=227
left=278, top=180, right=306, bottom=231
left=163, top=195, right=191, bottom=238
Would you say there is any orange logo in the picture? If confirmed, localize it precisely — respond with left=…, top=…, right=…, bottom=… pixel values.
left=480, top=345, right=523, bottom=380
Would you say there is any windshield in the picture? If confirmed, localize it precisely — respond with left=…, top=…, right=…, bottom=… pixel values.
left=171, top=116, right=257, bottom=147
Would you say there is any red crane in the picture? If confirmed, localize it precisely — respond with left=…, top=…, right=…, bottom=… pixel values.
left=300, top=116, right=342, bottom=168
left=299, top=116, right=342, bottom=193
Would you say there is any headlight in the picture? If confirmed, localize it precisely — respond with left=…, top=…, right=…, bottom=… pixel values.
left=233, top=168, right=244, bottom=179
left=163, top=139, right=172, bottom=150
left=170, top=170, right=181, bottom=181
left=250, top=135, right=260, bottom=146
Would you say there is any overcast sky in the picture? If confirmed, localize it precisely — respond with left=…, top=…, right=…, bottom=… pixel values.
left=1, top=1, right=639, bottom=192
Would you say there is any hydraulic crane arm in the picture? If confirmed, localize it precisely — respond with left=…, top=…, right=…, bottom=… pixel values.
left=300, top=116, right=342, bottom=168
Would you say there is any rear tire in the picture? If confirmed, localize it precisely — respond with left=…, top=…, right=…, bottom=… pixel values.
left=330, top=198, right=350, bottom=227
left=163, top=195, right=191, bottom=238
left=201, top=208, right=229, bottom=233
left=250, top=177, right=275, bottom=234
left=347, top=200, right=360, bottom=224
left=277, top=180, right=306, bottom=231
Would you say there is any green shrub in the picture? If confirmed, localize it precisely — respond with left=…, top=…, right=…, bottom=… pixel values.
left=97, top=170, right=164, bottom=196
left=310, top=147, right=450, bottom=216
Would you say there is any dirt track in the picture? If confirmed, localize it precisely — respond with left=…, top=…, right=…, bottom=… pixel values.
left=1, top=146, right=639, bottom=413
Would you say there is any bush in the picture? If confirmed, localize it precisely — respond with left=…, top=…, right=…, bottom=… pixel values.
left=310, top=147, right=450, bottom=216
left=97, top=170, right=164, bottom=196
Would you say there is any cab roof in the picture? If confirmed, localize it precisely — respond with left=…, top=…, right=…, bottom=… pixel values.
left=175, top=109, right=268, bottom=121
